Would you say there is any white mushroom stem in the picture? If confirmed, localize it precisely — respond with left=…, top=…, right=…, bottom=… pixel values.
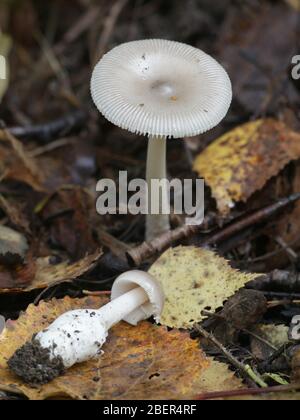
left=33, top=271, right=164, bottom=371
left=96, top=287, right=148, bottom=330
left=146, top=135, right=171, bottom=241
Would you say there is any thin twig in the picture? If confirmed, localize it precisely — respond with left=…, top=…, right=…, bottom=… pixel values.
left=0, top=129, right=41, bottom=179
left=202, top=193, right=300, bottom=247
left=29, top=138, right=76, bottom=158
left=267, top=300, right=300, bottom=308
left=82, top=290, right=111, bottom=297
left=6, top=110, right=86, bottom=143
left=196, top=382, right=300, bottom=400
left=55, top=6, right=102, bottom=55
left=275, top=236, right=298, bottom=263
left=93, top=0, right=129, bottom=65
left=260, top=343, right=292, bottom=371
left=201, top=310, right=277, bottom=352
left=194, top=324, right=268, bottom=388
left=262, top=291, right=300, bottom=300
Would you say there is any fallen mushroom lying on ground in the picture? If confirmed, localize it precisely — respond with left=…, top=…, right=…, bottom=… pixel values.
left=7, top=245, right=261, bottom=385
left=8, top=270, right=164, bottom=385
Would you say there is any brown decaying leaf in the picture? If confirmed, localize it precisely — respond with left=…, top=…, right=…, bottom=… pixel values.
left=221, top=290, right=267, bottom=331
left=217, top=2, right=299, bottom=114
left=0, top=130, right=44, bottom=191
left=0, top=296, right=243, bottom=400
left=193, top=119, right=300, bottom=215
left=3, top=130, right=40, bottom=178
left=41, top=188, right=98, bottom=260
left=0, top=134, right=93, bottom=194
left=264, top=164, right=300, bottom=270
left=0, top=249, right=102, bottom=293
left=26, top=249, right=103, bottom=292
left=0, top=257, right=36, bottom=291
left=0, top=196, right=31, bottom=234
left=292, top=349, right=300, bottom=383
left=149, top=246, right=259, bottom=329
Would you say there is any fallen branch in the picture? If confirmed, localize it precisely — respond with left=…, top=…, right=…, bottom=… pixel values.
left=202, top=192, right=300, bottom=247
left=5, top=110, right=87, bottom=143
left=127, top=223, right=201, bottom=267
left=249, top=269, right=300, bottom=292
left=127, top=193, right=300, bottom=266
left=261, top=291, right=300, bottom=300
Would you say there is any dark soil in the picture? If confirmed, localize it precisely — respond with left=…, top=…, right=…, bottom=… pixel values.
left=8, top=339, right=65, bottom=385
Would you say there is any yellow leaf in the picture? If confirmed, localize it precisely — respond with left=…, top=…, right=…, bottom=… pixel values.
left=193, top=119, right=300, bottom=215
left=197, top=360, right=243, bottom=394
left=257, top=324, right=289, bottom=348
left=0, top=296, right=242, bottom=400
left=251, top=324, right=290, bottom=361
left=149, top=246, right=259, bottom=328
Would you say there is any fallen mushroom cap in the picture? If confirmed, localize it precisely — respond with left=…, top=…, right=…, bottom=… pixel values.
left=111, top=270, right=165, bottom=325
left=91, top=39, right=232, bottom=138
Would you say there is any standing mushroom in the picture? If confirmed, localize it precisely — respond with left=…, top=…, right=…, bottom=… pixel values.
left=8, top=271, right=164, bottom=385
left=91, top=39, right=232, bottom=241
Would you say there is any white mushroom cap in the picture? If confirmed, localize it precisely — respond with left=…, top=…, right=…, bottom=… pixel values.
left=111, top=270, right=164, bottom=325
left=91, top=39, right=232, bottom=138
